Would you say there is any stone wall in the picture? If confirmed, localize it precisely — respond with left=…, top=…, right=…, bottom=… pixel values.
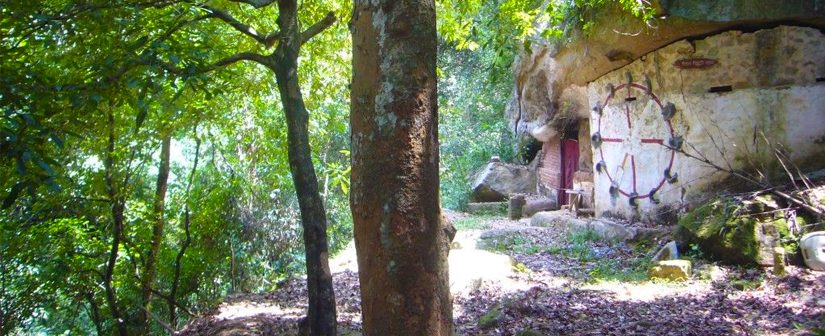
left=507, top=1, right=825, bottom=142
left=587, top=26, right=825, bottom=220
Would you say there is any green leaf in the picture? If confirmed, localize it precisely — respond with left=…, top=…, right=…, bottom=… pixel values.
left=35, top=158, right=55, bottom=177
left=49, top=133, right=64, bottom=149
left=135, top=99, right=148, bottom=132
left=3, top=182, right=25, bottom=209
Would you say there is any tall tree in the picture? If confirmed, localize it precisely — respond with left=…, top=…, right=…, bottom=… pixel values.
left=350, top=1, right=453, bottom=335
left=2, top=0, right=343, bottom=334
left=139, top=132, right=171, bottom=331
left=150, top=1, right=340, bottom=334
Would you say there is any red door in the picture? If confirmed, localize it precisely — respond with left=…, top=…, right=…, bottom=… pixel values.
left=559, top=139, right=579, bottom=205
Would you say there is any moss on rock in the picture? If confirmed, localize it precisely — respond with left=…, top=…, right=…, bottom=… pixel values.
left=676, top=195, right=799, bottom=266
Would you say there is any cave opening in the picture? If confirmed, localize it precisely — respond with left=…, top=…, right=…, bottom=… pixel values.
left=521, top=137, right=543, bottom=163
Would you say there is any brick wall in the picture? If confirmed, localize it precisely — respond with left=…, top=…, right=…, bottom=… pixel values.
left=539, top=138, right=561, bottom=190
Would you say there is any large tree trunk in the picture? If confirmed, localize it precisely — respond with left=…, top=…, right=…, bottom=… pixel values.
left=139, top=133, right=171, bottom=332
left=350, top=1, right=453, bottom=335
left=272, top=1, right=337, bottom=335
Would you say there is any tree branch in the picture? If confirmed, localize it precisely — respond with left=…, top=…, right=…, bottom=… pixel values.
left=669, top=143, right=825, bottom=217
left=200, top=5, right=280, bottom=47
left=228, top=0, right=277, bottom=9
left=154, top=51, right=270, bottom=76
left=139, top=305, right=176, bottom=334
left=300, top=11, right=336, bottom=45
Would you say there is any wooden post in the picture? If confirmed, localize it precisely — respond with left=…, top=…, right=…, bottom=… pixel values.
left=509, top=194, right=526, bottom=220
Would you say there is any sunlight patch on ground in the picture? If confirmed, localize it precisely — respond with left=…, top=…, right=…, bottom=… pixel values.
left=331, top=230, right=538, bottom=296
left=331, top=240, right=359, bottom=273
left=216, top=302, right=303, bottom=320
left=581, top=280, right=711, bottom=302
left=449, top=248, right=515, bottom=293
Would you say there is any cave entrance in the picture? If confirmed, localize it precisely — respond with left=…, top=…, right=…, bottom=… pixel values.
left=521, top=137, right=543, bottom=164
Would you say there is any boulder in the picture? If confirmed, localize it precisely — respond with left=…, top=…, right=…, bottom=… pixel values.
left=470, top=161, right=536, bottom=202
left=648, top=260, right=692, bottom=281
left=530, top=211, right=639, bottom=242
left=676, top=195, right=796, bottom=266
left=651, top=241, right=680, bottom=262
left=589, top=218, right=638, bottom=242
left=530, top=211, right=588, bottom=231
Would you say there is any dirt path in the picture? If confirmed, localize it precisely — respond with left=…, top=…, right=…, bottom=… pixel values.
left=178, top=214, right=825, bottom=335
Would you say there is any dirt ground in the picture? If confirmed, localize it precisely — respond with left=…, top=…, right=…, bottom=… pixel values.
left=177, top=214, right=825, bottom=336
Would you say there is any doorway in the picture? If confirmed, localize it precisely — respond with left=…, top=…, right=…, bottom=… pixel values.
left=559, top=125, right=579, bottom=206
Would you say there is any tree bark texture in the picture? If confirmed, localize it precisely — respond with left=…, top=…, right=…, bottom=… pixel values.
left=350, top=1, right=453, bottom=335
left=272, top=1, right=336, bottom=335
left=139, top=134, right=171, bottom=332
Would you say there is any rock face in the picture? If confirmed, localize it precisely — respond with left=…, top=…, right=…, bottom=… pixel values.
left=471, top=161, right=537, bottom=202
left=511, top=1, right=825, bottom=222
left=588, top=25, right=825, bottom=220
left=589, top=218, right=638, bottom=242
left=530, top=211, right=589, bottom=231
left=508, top=1, right=825, bottom=140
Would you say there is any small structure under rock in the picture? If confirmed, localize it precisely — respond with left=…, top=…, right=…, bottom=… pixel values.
left=508, top=3, right=825, bottom=222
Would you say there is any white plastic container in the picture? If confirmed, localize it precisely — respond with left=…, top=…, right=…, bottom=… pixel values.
left=800, top=231, right=825, bottom=271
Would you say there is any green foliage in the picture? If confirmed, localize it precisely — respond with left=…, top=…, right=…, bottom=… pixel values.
left=810, top=318, right=825, bottom=336
left=568, top=228, right=601, bottom=245
left=512, top=262, right=531, bottom=273
left=1, top=0, right=352, bottom=333
left=486, top=233, right=530, bottom=253
left=452, top=216, right=495, bottom=231
left=587, top=257, right=650, bottom=283
left=438, top=0, right=655, bottom=70
left=478, top=304, right=503, bottom=329
left=685, top=243, right=705, bottom=260
left=438, top=39, right=516, bottom=210
left=730, top=277, right=762, bottom=291
left=516, top=329, right=542, bottom=336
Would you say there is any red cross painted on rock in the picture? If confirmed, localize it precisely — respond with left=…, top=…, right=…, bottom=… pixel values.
left=594, top=81, right=676, bottom=202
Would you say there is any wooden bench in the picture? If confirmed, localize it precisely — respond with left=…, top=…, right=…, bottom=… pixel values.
left=563, top=188, right=593, bottom=217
